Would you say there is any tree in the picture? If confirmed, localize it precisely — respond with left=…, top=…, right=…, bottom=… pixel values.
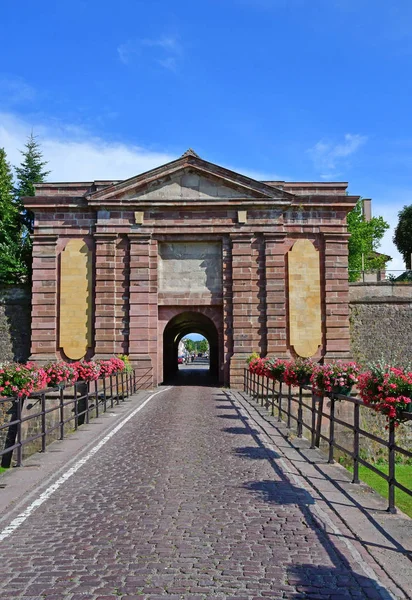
left=0, top=148, right=27, bottom=283
left=347, top=199, right=390, bottom=282
left=393, top=204, right=412, bottom=270
left=198, top=339, right=209, bottom=354
left=182, top=337, right=209, bottom=354
left=14, top=133, right=50, bottom=278
left=15, top=133, right=50, bottom=232
left=183, top=338, right=195, bottom=353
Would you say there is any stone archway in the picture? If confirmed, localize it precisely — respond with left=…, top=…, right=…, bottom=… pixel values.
left=27, top=150, right=357, bottom=389
left=160, top=310, right=222, bottom=384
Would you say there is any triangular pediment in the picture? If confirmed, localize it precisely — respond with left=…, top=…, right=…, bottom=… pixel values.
left=86, top=154, right=294, bottom=205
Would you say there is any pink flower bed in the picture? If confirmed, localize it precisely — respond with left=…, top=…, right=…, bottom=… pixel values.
left=247, top=356, right=412, bottom=424
left=358, top=365, right=412, bottom=424
left=0, top=357, right=127, bottom=399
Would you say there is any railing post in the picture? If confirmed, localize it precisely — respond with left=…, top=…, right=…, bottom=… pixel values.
left=126, top=370, right=129, bottom=398
left=352, top=402, right=360, bottom=484
left=388, top=419, right=397, bottom=513
left=15, top=397, right=23, bottom=467
left=74, top=383, right=78, bottom=430
left=103, top=376, right=107, bottom=413
left=115, top=372, right=120, bottom=405
left=310, top=392, right=316, bottom=448
left=278, top=380, right=283, bottom=422
left=271, top=378, right=275, bottom=417
left=85, top=383, right=90, bottom=424
left=261, top=375, right=264, bottom=407
left=94, top=379, right=99, bottom=418
left=315, top=394, right=324, bottom=448
left=287, top=385, right=292, bottom=429
left=41, top=392, right=46, bottom=452
left=59, top=387, right=64, bottom=440
left=265, top=376, right=269, bottom=409
left=121, top=372, right=125, bottom=402
left=297, top=386, right=303, bottom=436
left=110, top=374, right=114, bottom=408
left=328, top=395, right=335, bottom=463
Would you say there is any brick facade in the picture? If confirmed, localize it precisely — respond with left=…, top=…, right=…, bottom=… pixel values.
left=25, top=151, right=358, bottom=388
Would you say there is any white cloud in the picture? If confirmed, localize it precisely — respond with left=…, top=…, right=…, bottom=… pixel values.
left=142, top=36, right=181, bottom=54
left=308, top=133, right=368, bottom=177
left=0, top=111, right=407, bottom=277
left=117, top=42, right=136, bottom=65
left=117, top=35, right=182, bottom=71
left=0, top=112, right=176, bottom=181
left=0, top=75, right=36, bottom=106
left=157, top=56, right=178, bottom=73
left=0, top=112, right=285, bottom=184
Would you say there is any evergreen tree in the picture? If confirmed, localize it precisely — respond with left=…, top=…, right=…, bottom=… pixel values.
left=0, top=148, right=27, bottom=283
left=14, top=132, right=50, bottom=234
left=393, top=204, right=412, bottom=270
left=14, top=133, right=50, bottom=280
left=347, top=199, right=390, bottom=282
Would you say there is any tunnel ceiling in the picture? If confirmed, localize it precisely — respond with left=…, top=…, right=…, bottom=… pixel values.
left=164, top=311, right=217, bottom=341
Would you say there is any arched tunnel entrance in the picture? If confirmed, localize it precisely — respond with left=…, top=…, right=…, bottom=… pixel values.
left=162, top=311, right=220, bottom=385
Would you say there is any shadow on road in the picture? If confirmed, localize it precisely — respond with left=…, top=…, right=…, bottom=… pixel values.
left=164, top=359, right=219, bottom=387
left=216, top=390, right=397, bottom=599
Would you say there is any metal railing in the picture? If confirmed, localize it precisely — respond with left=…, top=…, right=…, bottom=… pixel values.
left=0, top=367, right=153, bottom=468
left=244, top=369, right=412, bottom=513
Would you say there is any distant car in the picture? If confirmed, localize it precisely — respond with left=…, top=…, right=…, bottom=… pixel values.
left=177, top=356, right=184, bottom=364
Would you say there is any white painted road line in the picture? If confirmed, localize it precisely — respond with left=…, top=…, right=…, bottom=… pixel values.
left=0, top=387, right=171, bottom=543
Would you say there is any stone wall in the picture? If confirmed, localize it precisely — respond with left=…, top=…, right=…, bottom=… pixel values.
left=349, top=282, right=412, bottom=367
left=0, top=285, right=31, bottom=364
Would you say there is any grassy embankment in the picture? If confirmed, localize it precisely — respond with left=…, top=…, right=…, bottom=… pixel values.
left=347, top=463, right=412, bottom=518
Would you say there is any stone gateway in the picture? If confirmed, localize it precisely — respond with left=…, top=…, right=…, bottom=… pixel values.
left=25, top=150, right=359, bottom=388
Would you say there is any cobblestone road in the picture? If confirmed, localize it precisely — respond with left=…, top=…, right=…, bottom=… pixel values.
left=0, top=386, right=395, bottom=599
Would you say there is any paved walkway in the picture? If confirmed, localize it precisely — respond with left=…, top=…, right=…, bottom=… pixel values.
left=0, top=385, right=410, bottom=599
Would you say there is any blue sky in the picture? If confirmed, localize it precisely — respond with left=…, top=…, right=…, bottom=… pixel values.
left=183, top=334, right=206, bottom=342
left=1, top=0, right=412, bottom=271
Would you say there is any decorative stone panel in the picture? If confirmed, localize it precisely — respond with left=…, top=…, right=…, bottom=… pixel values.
left=131, top=169, right=255, bottom=200
left=59, top=239, right=92, bottom=360
left=158, top=242, right=222, bottom=294
left=288, top=239, right=322, bottom=358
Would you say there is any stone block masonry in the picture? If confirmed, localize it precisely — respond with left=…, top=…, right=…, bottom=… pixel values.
left=0, top=285, right=31, bottom=363
left=349, top=282, right=412, bottom=367
left=24, top=151, right=359, bottom=387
